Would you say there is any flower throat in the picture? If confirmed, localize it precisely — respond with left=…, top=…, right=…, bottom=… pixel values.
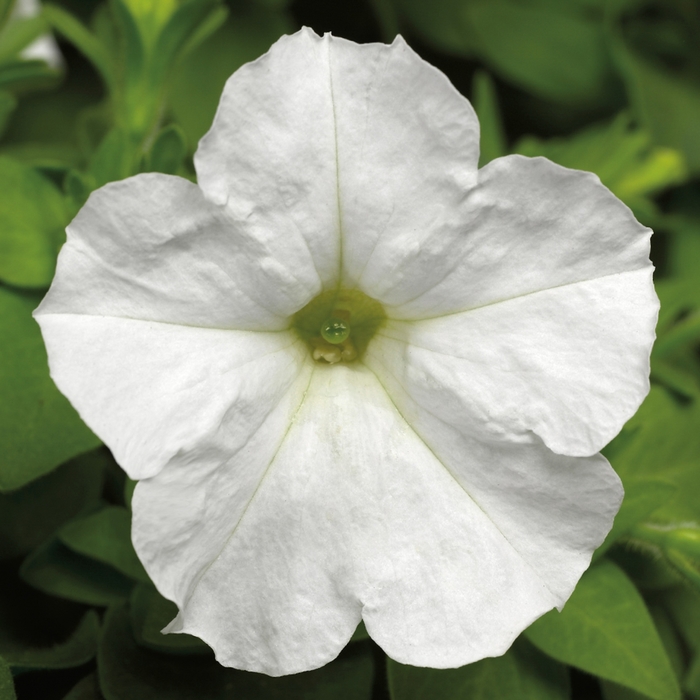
left=292, top=289, right=386, bottom=364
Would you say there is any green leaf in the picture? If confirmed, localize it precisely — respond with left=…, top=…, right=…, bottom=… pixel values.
left=0, top=15, right=49, bottom=64
left=687, top=653, right=700, bottom=700
left=0, top=559, right=97, bottom=673
left=387, top=637, right=567, bottom=700
left=514, top=113, right=687, bottom=211
left=0, top=657, right=14, bottom=700
left=0, top=287, right=101, bottom=492
left=63, top=672, right=103, bottom=700
left=2, top=611, right=99, bottom=672
left=99, top=603, right=374, bottom=699
left=89, top=127, right=137, bottom=186
left=601, top=680, right=651, bottom=700
left=169, top=5, right=292, bottom=148
left=0, top=449, right=106, bottom=560
left=0, top=59, right=59, bottom=92
left=129, top=583, right=209, bottom=655
left=146, top=124, right=186, bottom=175
left=469, top=0, right=613, bottom=103
left=150, top=0, right=221, bottom=85
left=20, top=538, right=135, bottom=606
left=0, top=155, right=67, bottom=288
left=178, top=5, right=228, bottom=59
left=661, top=585, right=700, bottom=654
left=43, top=4, right=113, bottom=88
left=108, top=0, right=144, bottom=96
left=350, top=621, right=369, bottom=643
left=0, top=90, right=15, bottom=136
left=59, top=506, right=148, bottom=582
left=594, top=477, right=677, bottom=560
left=611, top=24, right=700, bottom=174
left=472, top=70, right=506, bottom=167
left=525, top=560, right=680, bottom=700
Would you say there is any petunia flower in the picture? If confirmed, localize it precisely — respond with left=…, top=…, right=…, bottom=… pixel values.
left=34, top=28, right=658, bottom=676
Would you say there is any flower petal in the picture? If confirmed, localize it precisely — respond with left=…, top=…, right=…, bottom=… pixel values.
left=362, top=156, right=654, bottom=317
left=132, top=364, right=619, bottom=675
left=326, top=35, right=480, bottom=288
left=34, top=312, right=307, bottom=479
left=36, top=173, right=318, bottom=330
left=368, top=265, right=657, bottom=457
left=195, top=28, right=341, bottom=290
left=195, top=29, right=481, bottom=295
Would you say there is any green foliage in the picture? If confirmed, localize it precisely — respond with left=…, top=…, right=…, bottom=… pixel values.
left=99, top=603, right=374, bottom=699
left=59, top=506, right=149, bottom=582
left=0, top=656, right=15, bottom=700
left=169, top=3, right=293, bottom=148
left=396, top=0, right=616, bottom=104
left=0, top=0, right=699, bottom=697
left=0, top=450, right=105, bottom=560
left=0, top=156, right=67, bottom=288
left=145, top=123, right=187, bottom=174
left=525, top=560, right=680, bottom=700
left=20, top=537, right=136, bottom=606
left=388, top=638, right=569, bottom=699
left=472, top=70, right=506, bottom=167
left=0, top=286, right=101, bottom=492
left=1, top=611, right=99, bottom=672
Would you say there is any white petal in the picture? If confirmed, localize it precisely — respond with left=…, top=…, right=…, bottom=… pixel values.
left=368, top=266, right=657, bottom=457
left=132, top=364, right=618, bottom=675
left=367, top=156, right=654, bottom=317
left=35, top=312, right=307, bottom=479
left=195, top=28, right=341, bottom=290
left=195, top=29, right=481, bottom=296
left=326, top=35, right=480, bottom=289
left=36, top=174, right=318, bottom=330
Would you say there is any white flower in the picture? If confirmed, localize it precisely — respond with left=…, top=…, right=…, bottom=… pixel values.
left=35, top=28, right=658, bottom=676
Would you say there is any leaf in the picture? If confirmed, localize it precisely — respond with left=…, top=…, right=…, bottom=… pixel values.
left=0, top=449, right=105, bottom=560
left=472, top=70, right=506, bottom=167
left=601, top=680, right=651, bottom=700
left=0, top=59, right=59, bottom=91
left=350, top=621, right=369, bottom=643
left=611, top=23, right=700, bottom=173
left=0, top=156, right=67, bottom=288
left=150, top=0, right=221, bottom=85
left=594, top=477, right=677, bottom=560
left=2, top=611, right=99, bottom=672
left=42, top=4, right=113, bottom=88
left=0, top=656, right=15, bottom=700
left=0, top=90, right=15, bottom=135
left=99, top=603, right=374, bottom=699
left=0, top=287, right=101, bottom=492
left=63, top=673, right=103, bottom=700
left=129, top=583, right=209, bottom=655
left=20, top=538, right=135, bottom=606
left=661, top=585, right=700, bottom=655
left=89, top=128, right=137, bottom=186
left=387, top=636, right=567, bottom=700
left=169, top=5, right=292, bottom=147
left=59, top=506, right=148, bottom=582
left=514, top=113, right=687, bottom=210
left=146, top=124, right=186, bottom=175
left=0, top=15, right=49, bottom=64
left=525, top=560, right=680, bottom=700
left=468, top=0, right=613, bottom=103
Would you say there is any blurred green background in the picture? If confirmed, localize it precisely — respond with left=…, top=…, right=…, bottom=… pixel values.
left=1, top=0, right=700, bottom=698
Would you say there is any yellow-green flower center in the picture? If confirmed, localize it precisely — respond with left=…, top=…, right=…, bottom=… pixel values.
left=293, top=289, right=386, bottom=364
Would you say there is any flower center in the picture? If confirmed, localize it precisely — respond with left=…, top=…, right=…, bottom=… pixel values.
left=293, top=289, right=386, bottom=365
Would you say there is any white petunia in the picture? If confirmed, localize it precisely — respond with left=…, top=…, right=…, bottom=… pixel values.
left=35, top=28, right=658, bottom=676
